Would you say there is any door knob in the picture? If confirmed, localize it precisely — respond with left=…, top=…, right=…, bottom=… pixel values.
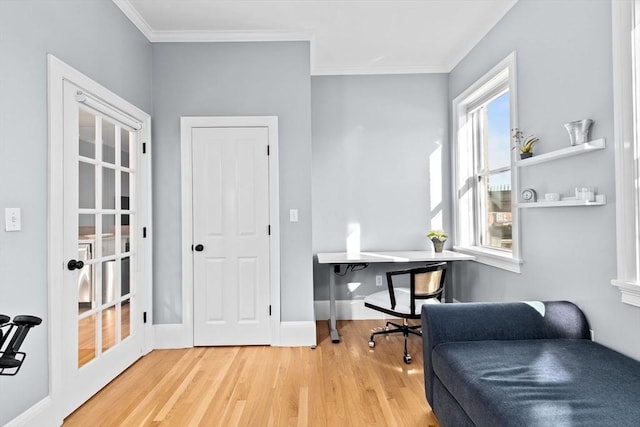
left=193, top=244, right=204, bottom=252
left=67, top=259, right=85, bottom=271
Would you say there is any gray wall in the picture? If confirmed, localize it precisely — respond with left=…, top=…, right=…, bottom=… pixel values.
left=449, top=0, right=640, bottom=358
left=0, top=0, right=151, bottom=424
left=151, top=42, right=314, bottom=323
left=311, top=74, right=449, bottom=300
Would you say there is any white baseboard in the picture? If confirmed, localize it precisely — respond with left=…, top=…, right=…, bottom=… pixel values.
left=153, top=321, right=317, bottom=349
left=314, top=299, right=398, bottom=321
left=274, top=321, right=317, bottom=347
left=5, top=396, right=61, bottom=427
left=153, top=323, right=192, bottom=349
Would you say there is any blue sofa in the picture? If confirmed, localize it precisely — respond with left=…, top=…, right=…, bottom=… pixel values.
left=421, top=301, right=640, bottom=426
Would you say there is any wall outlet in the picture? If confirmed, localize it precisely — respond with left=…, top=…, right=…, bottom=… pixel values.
left=375, top=275, right=383, bottom=287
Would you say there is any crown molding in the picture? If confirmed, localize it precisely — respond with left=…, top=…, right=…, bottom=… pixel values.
left=113, top=0, right=155, bottom=40
left=310, top=64, right=450, bottom=76
left=114, top=0, right=312, bottom=43
left=149, top=29, right=314, bottom=43
left=113, top=0, right=458, bottom=75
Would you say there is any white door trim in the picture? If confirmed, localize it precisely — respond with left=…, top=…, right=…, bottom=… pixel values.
left=47, top=54, right=153, bottom=420
left=180, top=116, right=281, bottom=346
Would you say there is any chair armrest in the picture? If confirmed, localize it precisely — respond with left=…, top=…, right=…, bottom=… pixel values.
left=420, top=301, right=590, bottom=406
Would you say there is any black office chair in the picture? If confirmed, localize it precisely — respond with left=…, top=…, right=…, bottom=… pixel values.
left=0, top=314, right=42, bottom=376
left=364, top=263, right=447, bottom=364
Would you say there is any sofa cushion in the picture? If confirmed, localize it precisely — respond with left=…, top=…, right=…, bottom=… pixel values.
left=432, top=339, right=640, bottom=426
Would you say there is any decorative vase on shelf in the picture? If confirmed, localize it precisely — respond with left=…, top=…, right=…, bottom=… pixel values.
left=564, top=119, right=593, bottom=146
left=431, top=238, right=445, bottom=253
left=520, top=152, right=533, bottom=160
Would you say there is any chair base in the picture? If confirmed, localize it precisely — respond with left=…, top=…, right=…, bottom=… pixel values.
left=369, top=319, right=421, bottom=364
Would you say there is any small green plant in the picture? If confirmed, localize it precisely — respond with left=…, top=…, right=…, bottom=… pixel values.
left=427, top=230, right=448, bottom=241
left=512, top=128, right=539, bottom=153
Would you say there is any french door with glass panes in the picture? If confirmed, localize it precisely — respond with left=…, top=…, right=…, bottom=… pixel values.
left=60, top=79, right=148, bottom=415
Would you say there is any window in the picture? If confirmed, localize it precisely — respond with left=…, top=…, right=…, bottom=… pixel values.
left=452, top=52, right=522, bottom=272
left=611, top=0, right=640, bottom=306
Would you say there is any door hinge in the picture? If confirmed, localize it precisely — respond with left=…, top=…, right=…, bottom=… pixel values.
left=269, top=305, right=272, bottom=316
left=143, top=312, right=147, bottom=324
left=267, top=145, right=270, bottom=156
left=267, top=225, right=271, bottom=235
left=143, top=227, right=147, bottom=238
left=143, top=142, right=147, bottom=154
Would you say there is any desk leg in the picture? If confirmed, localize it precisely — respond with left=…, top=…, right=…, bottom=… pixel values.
left=328, top=265, right=340, bottom=343
left=445, top=261, right=453, bottom=303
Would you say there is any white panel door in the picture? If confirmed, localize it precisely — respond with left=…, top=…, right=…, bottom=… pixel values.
left=192, top=127, right=271, bottom=345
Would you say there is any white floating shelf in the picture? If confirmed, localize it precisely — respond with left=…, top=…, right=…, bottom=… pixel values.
left=518, top=194, right=606, bottom=208
left=517, top=138, right=606, bottom=167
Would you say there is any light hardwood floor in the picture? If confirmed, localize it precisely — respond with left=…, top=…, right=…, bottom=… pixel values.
left=64, top=320, right=440, bottom=427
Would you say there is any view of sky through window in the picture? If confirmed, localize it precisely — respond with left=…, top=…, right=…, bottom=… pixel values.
left=487, top=91, right=511, bottom=188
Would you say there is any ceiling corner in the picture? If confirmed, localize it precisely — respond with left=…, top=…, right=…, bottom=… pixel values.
left=113, top=0, right=154, bottom=42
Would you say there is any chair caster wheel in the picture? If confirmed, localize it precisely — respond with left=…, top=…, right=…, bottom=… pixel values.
left=403, top=354, right=412, bottom=364
left=369, top=340, right=375, bottom=348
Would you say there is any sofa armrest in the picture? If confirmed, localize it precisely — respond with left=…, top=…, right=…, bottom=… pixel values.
left=420, top=301, right=590, bottom=407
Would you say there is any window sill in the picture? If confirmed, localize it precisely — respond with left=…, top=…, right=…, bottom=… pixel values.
left=454, top=245, right=522, bottom=273
left=612, top=280, right=640, bottom=308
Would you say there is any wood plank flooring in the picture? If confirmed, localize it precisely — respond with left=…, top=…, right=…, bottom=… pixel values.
left=63, top=320, right=440, bottom=427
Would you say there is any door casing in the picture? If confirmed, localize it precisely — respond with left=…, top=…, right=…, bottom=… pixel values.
left=47, top=54, right=153, bottom=420
left=181, top=116, right=281, bottom=347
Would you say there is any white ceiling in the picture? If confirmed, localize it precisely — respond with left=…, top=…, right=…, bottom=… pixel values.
left=114, top=0, right=517, bottom=75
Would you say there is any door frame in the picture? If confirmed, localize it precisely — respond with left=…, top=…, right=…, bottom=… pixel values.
left=47, top=54, right=153, bottom=419
left=180, top=116, right=281, bottom=347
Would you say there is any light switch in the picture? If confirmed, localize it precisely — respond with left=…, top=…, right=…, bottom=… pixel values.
left=289, top=209, right=299, bottom=222
left=5, top=208, right=21, bottom=232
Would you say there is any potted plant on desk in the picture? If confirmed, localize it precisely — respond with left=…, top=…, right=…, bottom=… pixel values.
left=427, top=230, right=448, bottom=253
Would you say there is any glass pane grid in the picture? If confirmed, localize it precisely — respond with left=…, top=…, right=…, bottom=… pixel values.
left=78, top=156, right=99, bottom=164
left=76, top=108, right=137, bottom=368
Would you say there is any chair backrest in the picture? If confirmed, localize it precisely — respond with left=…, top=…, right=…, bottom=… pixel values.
left=414, top=269, right=444, bottom=296
left=386, top=262, right=447, bottom=315
left=411, top=262, right=447, bottom=306
left=0, top=314, right=11, bottom=348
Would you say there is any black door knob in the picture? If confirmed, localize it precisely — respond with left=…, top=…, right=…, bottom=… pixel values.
left=67, top=259, right=85, bottom=271
left=194, top=244, right=204, bottom=252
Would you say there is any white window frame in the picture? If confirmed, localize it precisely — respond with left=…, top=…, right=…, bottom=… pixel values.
left=611, top=0, right=640, bottom=306
left=452, top=52, right=522, bottom=273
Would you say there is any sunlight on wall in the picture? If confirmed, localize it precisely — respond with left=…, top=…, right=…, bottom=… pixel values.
left=347, top=282, right=362, bottom=292
left=347, top=222, right=361, bottom=255
left=429, top=143, right=444, bottom=230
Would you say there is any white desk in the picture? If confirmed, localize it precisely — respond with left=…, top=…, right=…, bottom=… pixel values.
left=317, top=250, right=475, bottom=343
